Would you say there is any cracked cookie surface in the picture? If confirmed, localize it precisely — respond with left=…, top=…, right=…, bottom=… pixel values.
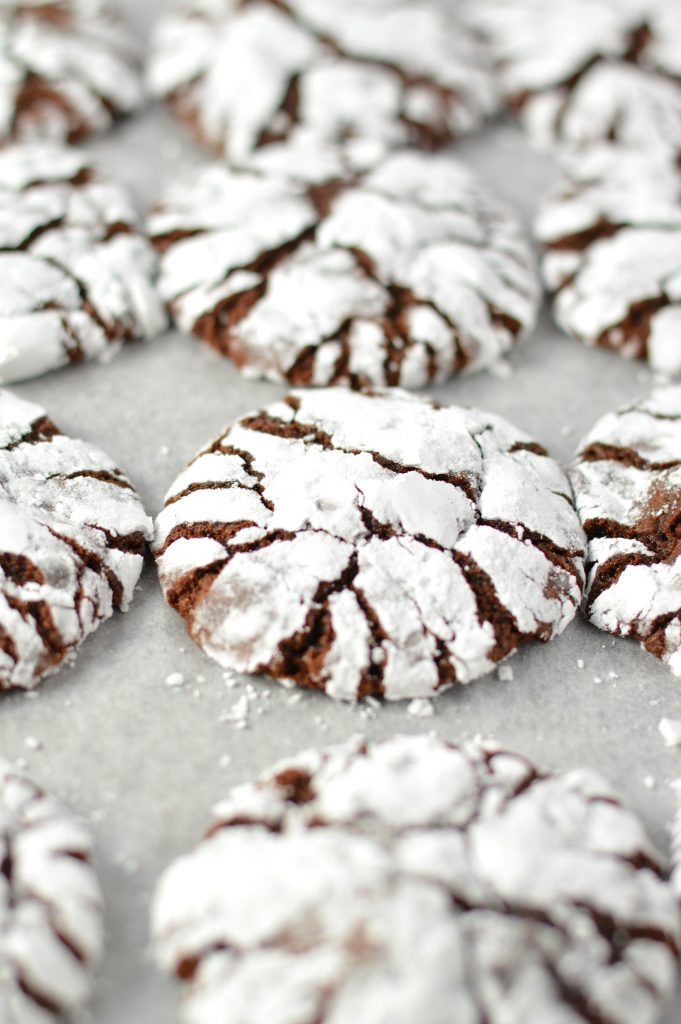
left=150, top=148, right=539, bottom=389
left=154, top=388, right=585, bottom=700
left=0, top=756, right=102, bottom=1023
left=153, top=733, right=680, bottom=1024
left=0, top=144, right=167, bottom=384
left=536, top=147, right=681, bottom=376
left=0, top=0, right=144, bottom=144
left=466, top=0, right=681, bottom=153
left=147, top=0, right=498, bottom=161
left=571, top=386, right=681, bottom=677
left=0, top=389, right=153, bottom=690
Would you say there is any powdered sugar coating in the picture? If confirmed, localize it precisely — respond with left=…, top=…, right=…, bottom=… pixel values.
left=536, top=147, right=681, bottom=376
left=154, top=388, right=585, bottom=701
left=151, top=149, right=539, bottom=389
left=0, top=389, right=153, bottom=689
left=0, top=144, right=167, bottom=384
left=570, top=386, right=681, bottom=676
left=0, top=0, right=143, bottom=144
left=0, top=756, right=103, bottom=1022
left=148, top=0, right=498, bottom=161
left=466, top=0, right=681, bottom=153
left=153, top=734, right=680, bottom=1024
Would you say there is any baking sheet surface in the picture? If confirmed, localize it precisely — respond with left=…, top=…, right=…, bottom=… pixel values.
left=2, top=2, right=681, bottom=1019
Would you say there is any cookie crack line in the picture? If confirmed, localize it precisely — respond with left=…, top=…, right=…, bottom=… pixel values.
left=3, top=414, right=59, bottom=451
left=579, top=441, right=681, bottom=473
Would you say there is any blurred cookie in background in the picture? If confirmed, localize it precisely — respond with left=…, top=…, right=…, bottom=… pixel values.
left=148, top=0, right=499, bottom=161
left=0, top=0, right=144, bottom=143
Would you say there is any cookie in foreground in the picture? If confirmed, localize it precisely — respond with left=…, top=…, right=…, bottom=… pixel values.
left=0, top=756, right=103, bottom=1021
left=571, top=386, right=681, bottom=676
left=153, top=733, right=680, bottom=1024
left=155, top=388, right=585, bottom=700
left=0, top=389, right=153, bottom=689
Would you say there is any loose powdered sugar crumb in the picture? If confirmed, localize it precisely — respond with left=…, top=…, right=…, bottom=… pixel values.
left=165, top=672, right=186, bottom=689
left=659, top=718, right=681, bottom=748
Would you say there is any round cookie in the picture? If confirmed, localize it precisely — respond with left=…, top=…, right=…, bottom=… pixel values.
left=0, top=0, right=143, bottom=144
left=466, top=0, right=681, bottom=153
left=571, top=386, right=681, bottom=676
left=153, top=734, right=681, bottom=1024
left=154, top=388, right=585, bottom=701
left=0, top=144, right=167, bottom=385
left=147, top=0, right=498, bottom=161
left=0, top=757, right=103, bottom=1022
left=150, top=148, right=539, bottom=389
left=0, top=389, right=153, bottom=690
left=536, top=147, right=681, bottom=376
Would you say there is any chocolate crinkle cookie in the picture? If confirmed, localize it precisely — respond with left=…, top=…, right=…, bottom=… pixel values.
left=152, top=734, right=681, bottom=1024
left=0, top=390, right=153, bottom=690
left=0, top=757, right=103, bottom=1022
left=0, top=0, right=144, bottom=144
left=536, top=146, right=681, bottom=377
left=466, top=0, right=681, bottom=154
left=154, top=388, right=585, bottom=701
left=571, top=386, right=681, bottom=676
left=0, top=144, right=167, bottom=385
left=147, top=0, right=498, bottom=161
left=150, top=146, right=539, bottom=389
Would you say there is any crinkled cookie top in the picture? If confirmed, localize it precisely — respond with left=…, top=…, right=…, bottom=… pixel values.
left=153, top=734, right=680, bottom=1024
left=0, top=0, right=144, bottom=144
left=536, top=146, right=681, bottom=376
left=155, top=388, right=585, bottom=700
left=0, top=143, right=167, bottom=384
left=571, top=385, right=681, bottom=676
left=0, top=389, right=153, bottom=689
left=148, top=0, right=498, bottom=159
left=466, top=0, right=681, bottom=153
left=0, top=756, right=103, bottom=1023
left=151, top=148, right=538, bottom=389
